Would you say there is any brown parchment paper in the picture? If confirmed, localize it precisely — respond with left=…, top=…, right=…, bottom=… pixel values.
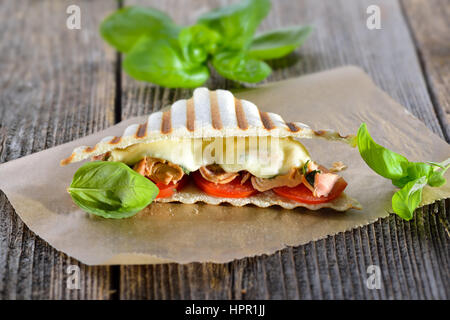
left=0, top=66, right=449, bottom=265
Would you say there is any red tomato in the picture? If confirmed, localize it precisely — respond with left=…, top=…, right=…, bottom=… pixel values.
left=154, top=175, right=188, bottom=199
left=192, top=171, right=258, bottom=198
left=273, top=178, right=347, bottom=204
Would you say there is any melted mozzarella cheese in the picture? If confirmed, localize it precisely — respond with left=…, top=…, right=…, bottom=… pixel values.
left=108, top=137, right=310, bottom=178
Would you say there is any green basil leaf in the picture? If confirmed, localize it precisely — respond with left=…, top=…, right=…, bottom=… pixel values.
left=391, top=176, right=427, bottom=220
left=357, top=123, right=409, bottom=180
left=179, top=25, right=221, bottom=64
left=100, top=6, right=180, bottom=53
left=392, top=162, right=433, bottom=188
left=305, top=170, right=319, bottom=187
left=68, top=161, right=158, bottom=219
left=197, top=0, right=271, bottom=50
left=428, top=172, right=446, bottom=187
left=248, top=26, right=313, bottom=60
left=123, top=36, right=209, bottom=88
left=212, top=51, right=271, bottom=83
left=302, top=160, right=310, bottom=175
left=356, top=123, right=448, bottom=221
left=427, top=162, right=450, bottom=187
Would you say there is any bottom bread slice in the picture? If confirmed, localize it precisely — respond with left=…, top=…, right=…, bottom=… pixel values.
left=156, top=182, right=362, bottom=211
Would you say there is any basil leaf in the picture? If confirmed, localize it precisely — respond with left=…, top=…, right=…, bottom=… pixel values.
left=179, top=25, right=221, bottom=64
left=427, top=163, right=450, bottom=187
left=357, top=123, right=409, bottom=180
left=123, top=36, right=209, bottom=88
left=197, top=0, right=271, bottom=50
left=392, top=162, right=433, bottom=188
left=212, top=51, right=271, bottom=83
left=100, top=6, right=180, bottom=53
left=305, top=170, right=320, bottom=187
left=302, top=160, right=310, bottom=175
left=68, top=161, right=159, bottom=219
left=428, top=172, right=446, bottom=187
left=391, top=176, right=427, bottom=220
left=357, top=123, right=449, bottom=221
left=248, top=26, right=312, bottom=60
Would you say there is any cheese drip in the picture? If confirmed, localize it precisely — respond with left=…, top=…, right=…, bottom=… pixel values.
left=108, top=137, right=311, bottom=179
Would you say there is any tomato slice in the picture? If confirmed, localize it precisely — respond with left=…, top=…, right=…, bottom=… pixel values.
left=154, top=175, right=188, bottom=199
left=273, top=178, right=347, bottom=204
left=192, top=171, right=258, bottom=198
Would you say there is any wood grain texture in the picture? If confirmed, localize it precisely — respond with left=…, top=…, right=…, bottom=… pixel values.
left=0, top=0, right=117, bottom=299
left=119, top=204, right=449, bottom=299
left=118, top=0, right=449, bottom=299
left=401, top=0, right=450, bottom=139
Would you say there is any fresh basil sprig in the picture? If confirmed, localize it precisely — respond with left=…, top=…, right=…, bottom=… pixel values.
left=100, top=0, right=312, bottom=87
left=68, top=161, right=159, bottom=219
left=357, top=123, right=449, bottom=220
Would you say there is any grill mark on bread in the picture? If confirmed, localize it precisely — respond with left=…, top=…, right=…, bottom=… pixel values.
left=161, top=110, right=172, bottom=134
left=60, top=153, right=75, bottom=166
left=259, top=111, right=275, bottom=130
left=234, top=98, right=248, bottom=130
left=84, top=146, right=96, bottom=153
left=136, top=122, right=148, bottom=138
left=209, top=91, right=223, bottom=129
left=109, top=136, right=121, bottom=144
left=286, top=122, right=300, bottom=132
left=186, top=98, right=195, bottom=132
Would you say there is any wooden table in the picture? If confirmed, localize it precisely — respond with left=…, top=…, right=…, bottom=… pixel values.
left=0, top=0, right=448, bottom=300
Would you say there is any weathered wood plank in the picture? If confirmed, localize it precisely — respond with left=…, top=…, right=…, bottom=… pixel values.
left=117, top=0, right=449, bottom=300
left=401, top=0, right=450, bottom=140
left=119, top=206, right=449, bottom=300
left=0, top=0, right=117, bottom=299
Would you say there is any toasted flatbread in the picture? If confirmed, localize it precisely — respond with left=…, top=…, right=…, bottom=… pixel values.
left=61, top=88, right=355, bottom=166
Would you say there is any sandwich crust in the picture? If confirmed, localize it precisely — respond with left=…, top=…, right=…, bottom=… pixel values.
left=61, top=88, right=355, bottom=166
